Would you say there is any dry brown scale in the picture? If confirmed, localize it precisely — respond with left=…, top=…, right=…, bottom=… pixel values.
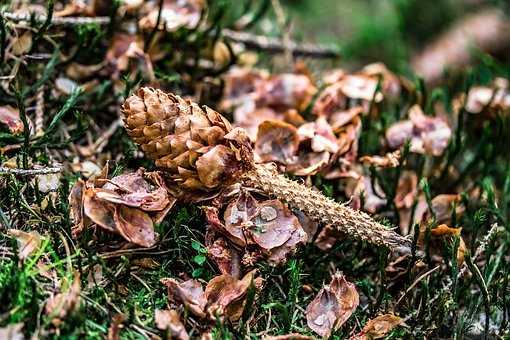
left=122, top=87, right=411, bottom=252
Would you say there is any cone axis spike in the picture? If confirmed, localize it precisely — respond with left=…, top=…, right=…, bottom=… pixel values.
left=122, top=87, right=411, bottom=251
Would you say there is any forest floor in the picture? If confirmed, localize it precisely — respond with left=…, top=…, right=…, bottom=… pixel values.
left=0, top=1, right=509, bottom=339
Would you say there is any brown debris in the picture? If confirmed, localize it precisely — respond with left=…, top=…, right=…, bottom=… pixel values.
left=263, top=334, right=313, bottom=340
left=426, top=194, right=464, bottom=225
left=221, top=67, right=314, bottom=140
left=155, top=309, right=189, bottom=340
left=306, top=273, right=359, bottom=338
left=313, top=63, right=402, bottom=124
left=386, top=105, right=451, bottom=156
left=352, top=314, right=403, bottom=339
left=359, top=150, right=400, bottom=169
left=105, top=33, right=156, bottom=82
left=161, top=270, right=261, bottom=323
left=204, top=270, right=257, bottom=322
left=69, top=166, right=176, bottom=247
left=205, top=234, right=241, bottom=278
left=0, top=106, right=24, bottom=135
left=161, top=278, right=208, bottom=318
left=123, top=89, right=412, bottom=251
left=418, top=224, right=466, bottom=264
left=412, top=9, right=510, bottom=85
left=205, top=190, right=307, bottom=266
left=107, top=314, right=126, bottom=340
left=0, top=323, right=24, bottom=340
left=45, top=273, right=82, bottom=326
left=345, top=173, right=387, bottom=214
left=462, top=79, right=510, bottom=116
left=7, top=229, right=43, bottom=261
left=255, top=120, right=299, bottom=164
left=139, top=0, right=204, bottom=32
left=394, top=171, right=421, bottom=235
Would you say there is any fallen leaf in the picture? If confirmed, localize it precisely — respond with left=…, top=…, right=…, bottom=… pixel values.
left=386, top=105, right=451, bottom=156
left=249, top=200, right=300, bottom=250
left=161, top=278, right=207, bottom=318
left=354, top=314, right=403, bottom=339
left=427, top=194, right=464, bottom=225
left=45, top=273, right=82, bottom=326
left=419, top=224, right=466, bottom=264
left=293, top=210, right=319, bottom=242
left=210, top=190, right=307, bottom=265
left=430, top=224, right=462, bottom=237
left=263, top=334, right=313, bottom=340
left=107, top=314, right=126, bottom=340
left=297, top=117, right=339, bottom=154
left=87, top=264, right=105, bottom=289
left=285, top=117, right=340, bottom=176
left=412, top=9, right=510, bottom=85
left=337, top=74, right=383, bottom=102
left=68, top=180, right=88, bottom=238
left=55, top=77, right=79, bottom=95
left=222, top=67, right=312, bottom=141
left=361, top=63, right=402, bottom=99
left=255, top=120, right=299, bottom=164
left=7, top=229, right=43, bottom=260
left=398, top=194, right=428, bottom=236
left=105, top=33, right=155, bottom=81
left=463, top=81, right=510, bottom=116
left=35, top=172, right=61, bottom=193
left=266, top=224, right=308, bottom=265
left=131, top=257, right=160, bottom=269
left=222, top=190, right=259, bottom=246
left=11, top=31, right=32, bottom=56
left=206, top=234, right=241, bottom=278
left=394, top=171, right=420, bottom=235
left=306, top=273, right=359, bottom=337
left=258, top=73, right=316, bottom=111
left=359, top=150, right=400, bottom=168
left=70, top=168, right=175, bottom=247
left=345, top=175, right=387, bottom=214
left=394, top=171, right=418, bottom=209
left=162, top=270, right=261, bottom=323
left=222, top=67, right=267, bottom=111
left=314, top=224, right=344, bottom=251
left=0, top=106, right=23, bottom=134
left=0, top=323, right=24, bottom=340
left=139, top=0, right=204, bottom=32
left=155, top=309, right=189, bottom=340
left=114, top=205, right=156, bottom=247
left=329, top=107, right=364, bottom=131
left=205, top=270, right=258, bottom=322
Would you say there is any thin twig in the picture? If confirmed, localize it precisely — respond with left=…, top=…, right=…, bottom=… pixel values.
left=466, top=254, right=490, bottom=338
left=145, top=0, right=164, bottom=52
left=0, top=166, right=62, bottom=176
left=222, top=28, right=339, bottom=58
left=35, top=85, right=45, bottom=137
left=78, top=118, right=122, bottom=157
left=270, top=0, right=293, bottom=66
left=2, top=11, right=339, bottom=58
left=2, top=12, right=110, bottom=26
left=395, top=265, right=440, bottom=306
left=457, top=223, right=502, bottom=278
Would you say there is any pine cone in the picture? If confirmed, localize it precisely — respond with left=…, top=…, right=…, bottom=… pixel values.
left=122, top=87, right=411, bottom=252
left=122, top=88, right=253, bottom=195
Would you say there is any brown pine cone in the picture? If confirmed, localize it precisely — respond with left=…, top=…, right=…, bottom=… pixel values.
left=122, top=87, right=253, bottom=197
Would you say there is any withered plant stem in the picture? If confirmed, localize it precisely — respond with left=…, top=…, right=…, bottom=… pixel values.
left=243, top=164, right=412, bottom=252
